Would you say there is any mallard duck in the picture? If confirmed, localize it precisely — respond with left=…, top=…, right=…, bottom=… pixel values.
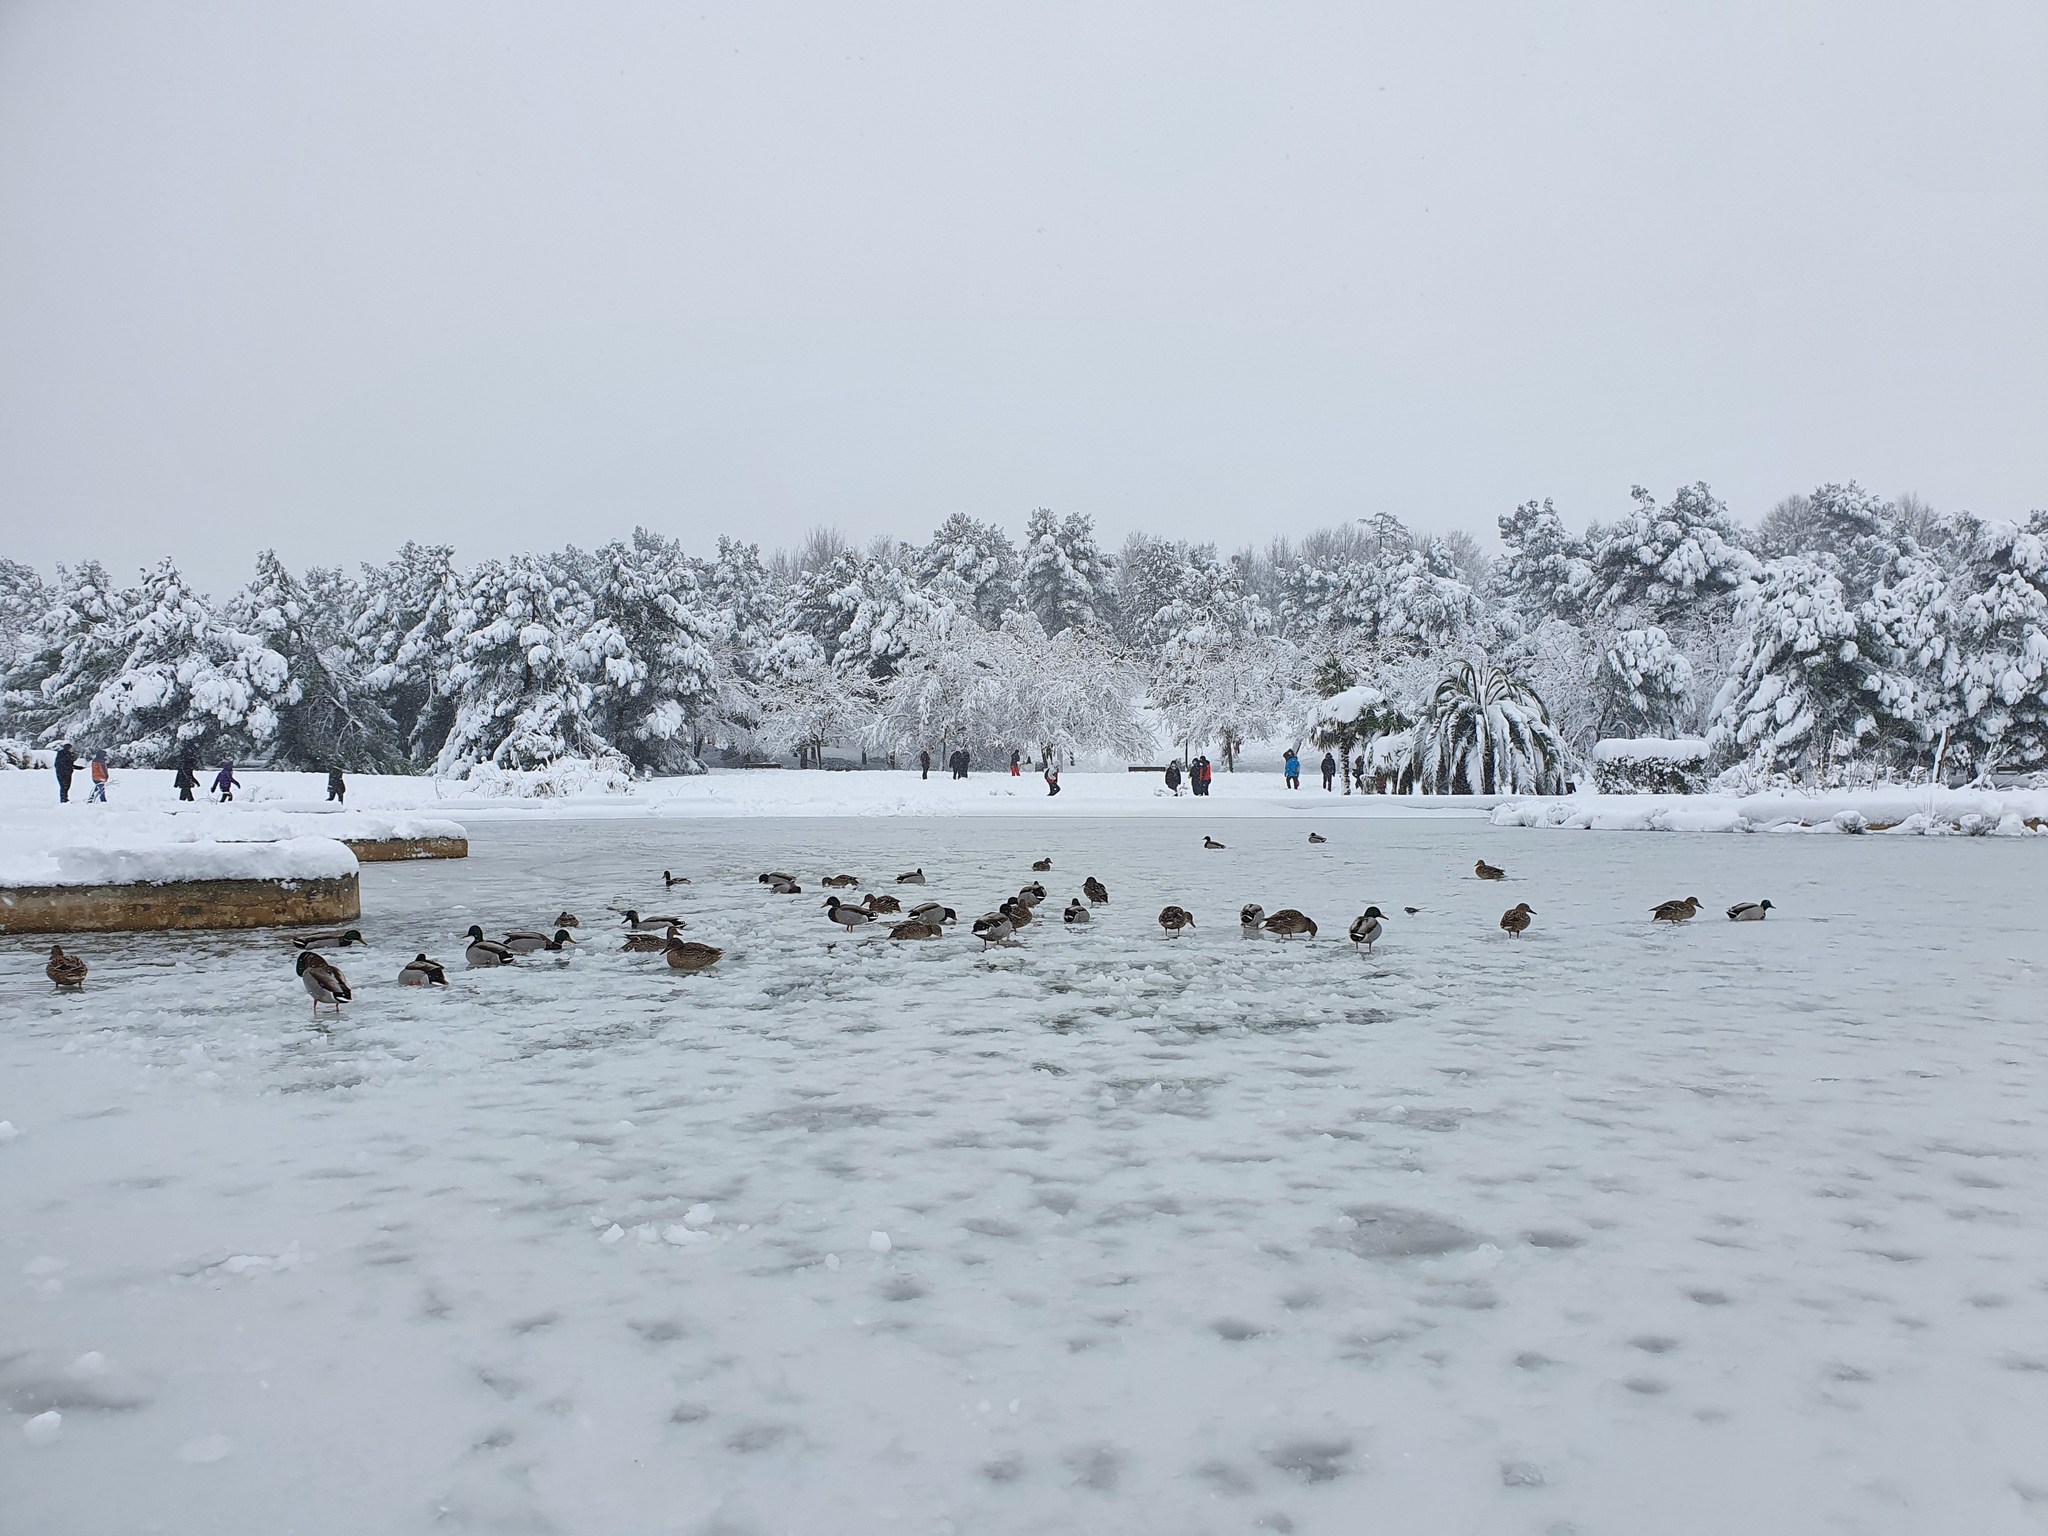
left=1349, top=907, right=1386, bottom=953
left=291, top=928, right=367, bottom=950
left=824, top=895, right=874, bottom=932
left=505, top=928, right=576, bottom=954
left=759, top=871, right=797, bottom=885
left=1263, top=909, right=1318, bottom=939
left=861, top=892, right=903, bottom=915
left=46, top=945, right=87, bottom=989
left=398, top=953, right=448, bottom=986
left=623, top=924, right=678, bottom=953
left=1475, top=860, right=1506, bottom=881
left=1308, top=833, right=1327, bottom=844
left=1082, top=876, right=1109, bottom=905
left=662, top=871, right=689, bottom=888
left=972, top=911, right=1015, bottom=945
left=889, top=918, right=944, bottom=940
left=622, top=909, right=686, bottom=932
left=1158, top=905, right=1196, bottom=937
left=1017, top=882, right=1047, bottom=907
left=769, top=877, right=803, bottom=895
left=1003, top=896, right=1034, bottom=929
left=823, top=874, right=861, bottom=888
left=464, top=926, right=517, bottom=966
left=296, top=950, right=351, bottom=1017
left=554, top=911, right=580, bottom=929
left=908, top=901, right=955, bottom=925
left=1499, top=902, right=1535, bottom=937
left=1403, top=906, right=1420, bottom=915
left=1651, top=896, right=1702, bottom=924
left=1031, top=857, right=1053, bottom=872
left=664, top=937, right=723, bottom=972
left=896, top=868, right=927, bottom=885
left=1063, top=898, right=1090, bottom=924
left=1203, top=837, right=1226, bottom=850
left=1727, top=899, right=1774, bottom=922
left=1239, top=902, right=1267, bottom=938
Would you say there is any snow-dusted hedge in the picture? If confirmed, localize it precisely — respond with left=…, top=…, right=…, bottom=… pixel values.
left=1590, top=737, right=1709, bottom=794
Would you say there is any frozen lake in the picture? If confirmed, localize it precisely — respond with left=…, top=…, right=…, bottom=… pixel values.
left=4, top=814, right=2046, bottom=1535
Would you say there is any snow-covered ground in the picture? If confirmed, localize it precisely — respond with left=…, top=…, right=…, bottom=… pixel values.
left=4, top=811, right=2046, bottom=1534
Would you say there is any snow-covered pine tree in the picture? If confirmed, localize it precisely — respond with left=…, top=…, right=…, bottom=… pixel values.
left=580, top=531, right=720, bottom=773
left=1020, top=508, right=1113, bottom=636
left=696, top=536, right=784, bottom=745
left=1, top=562, right=121, bottom=747
left=78, top=560, right=292, bottom=765
left=230, top=550, right=397, bottom=769
left=436, top=551, right=609, bottom=773
left=1591, top=484, right=1760, bottom=626
left=1708, top=556, right=1888, bottom=784
left=1494, top=499, right=1593, bottom=626
left=1948, top=512, right=2048, bottom=775
left=914, top=514, right=1021, bottom=628
left=1592, top=626, right=1693, bottom=739
left=355, top=542, right=466, bottom=767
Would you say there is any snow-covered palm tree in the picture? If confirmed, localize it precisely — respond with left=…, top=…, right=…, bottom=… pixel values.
left=1410, top=661, right=1566, bottom=794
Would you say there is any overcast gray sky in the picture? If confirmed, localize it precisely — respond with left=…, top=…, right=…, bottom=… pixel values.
left=2, top=1, right=2043, bottom=594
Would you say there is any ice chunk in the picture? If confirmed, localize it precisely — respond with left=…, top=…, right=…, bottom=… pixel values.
left=0, top=1120, right=20, bottom=1141
left=869, top=1231, right=892, bottom=1253
left=23, top=1411, right=62, bottom=1446
left=825, top=1253, right=840, bottom=1271
left=662, top=1224, right=711, bottom=1247
left=684, top=1203, right=715, bottom=1227
left=599, top=1223, right=624, bottom=1244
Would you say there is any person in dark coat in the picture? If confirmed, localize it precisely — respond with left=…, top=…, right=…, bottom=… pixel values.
left=54, top=743, right=76, bottom=803
left=1010, top=749, right=1022, bottom=777
left=1320, top=751, right=1337, bottom=791
left=949, top=747, right=970, bottom=780
left=174, top=751, right=200, bottom=801
left=327, top=766, right=347, bottom=804
left=919, top=749, right=931, bottom=781
left=1165, top=760, right=1183, bottom=796
left=212, top=760, right=239, bottom=802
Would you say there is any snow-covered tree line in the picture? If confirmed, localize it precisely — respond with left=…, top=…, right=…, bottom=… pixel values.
left=3, top=484, right=2044, bottom=785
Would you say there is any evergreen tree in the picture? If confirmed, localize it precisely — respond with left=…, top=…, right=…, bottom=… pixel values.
left=581, top=531, right=720, bottom=773
left=914, top=514, right=1021, bottom=628
left=231, top=550, right=397, bottom=769
left=1949, top=513, right=2048, bottom=773
left=1495, top=499, right=1592, bottom=626
left=1591, top=484, right=1760, bottom=625
left=356, top=543, right=466, bottom=766
left=1592, top=627, right=1693, bottom=739
left=437, top=552, right=608, bottom=772
left=1020, top=508, right=1112, bottom=635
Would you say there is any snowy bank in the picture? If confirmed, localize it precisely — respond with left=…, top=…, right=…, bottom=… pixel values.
left=1491, top=787, right=2048, bottom=835
left=0, top=834, right=359, bottom=889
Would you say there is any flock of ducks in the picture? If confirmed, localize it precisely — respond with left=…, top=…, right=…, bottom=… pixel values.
left=36, top=836, right=1776, bottom=1013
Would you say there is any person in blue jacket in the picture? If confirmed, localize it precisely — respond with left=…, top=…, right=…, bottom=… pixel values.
left=1283, top=750, right=1301, bottom=789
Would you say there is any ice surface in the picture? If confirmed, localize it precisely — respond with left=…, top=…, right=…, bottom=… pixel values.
left=3, top=811, right=2045, bottom=1533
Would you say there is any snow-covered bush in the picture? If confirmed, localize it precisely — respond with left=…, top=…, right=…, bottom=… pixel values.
left=1591, top=737, right=1710, bottom=794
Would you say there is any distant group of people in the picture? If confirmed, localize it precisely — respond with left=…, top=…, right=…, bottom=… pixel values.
left=1164, top=757, right=1215, bottom=796
left=50, top=744, right=348, bottom=806
left=915, top=744, right=1060, bottom=795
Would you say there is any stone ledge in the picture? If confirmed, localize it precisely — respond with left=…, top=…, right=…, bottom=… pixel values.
left=343, top=835, right=468, bottom=862
left=0, top=874, right=361, bottom=934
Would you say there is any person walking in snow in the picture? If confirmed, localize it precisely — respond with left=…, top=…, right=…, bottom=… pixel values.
left=174, top=750, right=199, bottom=802
left=949, top=747, right=970, bottom=780
left=1044, top=761, right=1061, bottom=796
left=88, top=750, right=110, bottom=802
left=1320, top=750, right=1337, bottom=791
left=1194, top=756, right=1212, bottom=797
left=54, top=742, right=76, bottom=803
left=1010, top=749, right=1022, bottom=777
left=1165, top=760, right=1183, bottom=796
left=919, top=749, right=931, bottom=781
left=1284, top=750, right=1301, bottom=789
left=327, top=766, right=347, bottom=804
left=212, top=760, right=239, bottom=802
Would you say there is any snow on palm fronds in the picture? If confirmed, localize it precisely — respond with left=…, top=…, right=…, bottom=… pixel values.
left=1410, top=661, right=1567, bottom=794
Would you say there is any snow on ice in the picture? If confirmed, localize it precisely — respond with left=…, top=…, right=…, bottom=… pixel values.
left=2, top=802, right=2045, bottom=1533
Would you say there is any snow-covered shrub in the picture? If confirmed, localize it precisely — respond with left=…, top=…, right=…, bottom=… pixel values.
left=455, top=754, right=636, bottom=797
left=1591, top=737, right=1709, bottom=794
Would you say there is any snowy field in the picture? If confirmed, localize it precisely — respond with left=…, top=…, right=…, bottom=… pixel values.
left=4, top=810, right=2047, bottom=1535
